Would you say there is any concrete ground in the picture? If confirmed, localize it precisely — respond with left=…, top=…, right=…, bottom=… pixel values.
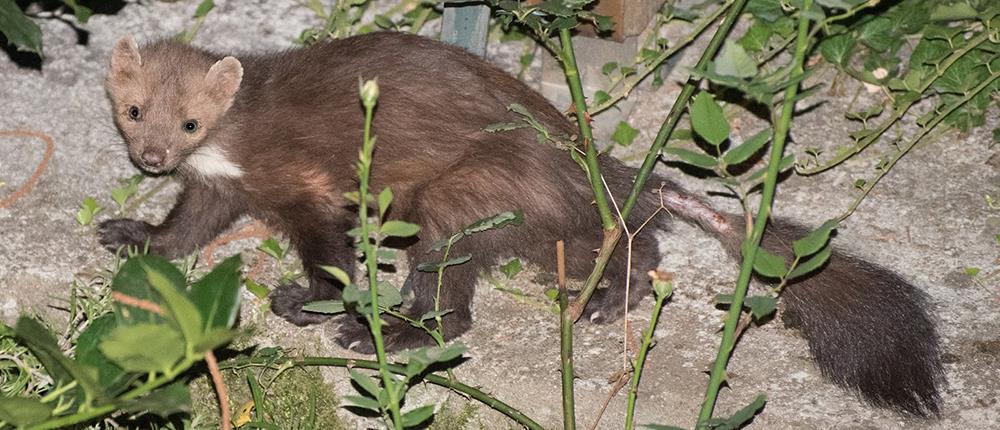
left=1, top=0, right=998, bottom=429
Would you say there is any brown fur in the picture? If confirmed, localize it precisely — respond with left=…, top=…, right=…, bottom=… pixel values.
left=100, top=32, right=943, bottom=415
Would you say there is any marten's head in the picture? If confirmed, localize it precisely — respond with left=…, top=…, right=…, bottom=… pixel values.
left=106, top=36, right=243, bottom=175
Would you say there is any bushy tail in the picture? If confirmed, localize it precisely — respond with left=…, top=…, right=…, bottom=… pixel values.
left=644, top=179, right=944, bottom=416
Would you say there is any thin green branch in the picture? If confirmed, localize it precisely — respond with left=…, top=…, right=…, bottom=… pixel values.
left=624, top=281, right=670, bottom=430
left=798, top=29, right=991, bottom=174
left=588, top=0, right=737, bottom=116
left=696, top=1, right=814, bottom=426
left=558, top=27, right=616, bottom=231
left=839, top=64, right=1000, bottom=221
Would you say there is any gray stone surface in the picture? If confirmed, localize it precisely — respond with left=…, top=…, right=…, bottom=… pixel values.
left=1, top=1, right=997, bottom=429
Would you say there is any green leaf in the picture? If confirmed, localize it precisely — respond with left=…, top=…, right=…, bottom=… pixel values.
left=722, top=128, right=771, bottom=166
left=111, top=174, right=144, bottom=211
left=343, top=395, right=380, bottom=412
left=484, top=122, right=527, bottom=133
left=320, top=265, right=352, bottom=286
left=419, top=310, right=451, bottom=321
left=592, top=90, right=611, bottom=107
left=378, top=283, right=403, bottom=309
left=745, top=0, right=785, bottom=22
left=745, top=296, right=777, bottom=320
left=858, top=17, right=894, bottom=52
left=99, top=323, right=184, bottom=373
left=499, top=258, right=522, bottom=279
left=787, top=245, right=832, bottom=279
left=965, top=266, right=981, bottom=277
left=401, top=404, right=436, bottom=427
left=416, top=254, right=472, bottom=272
left=380, top=220, right=421, bottom=237
left=76, top=196, right=102, bottom=226
left=0, top=0, right=42, bottom=55
left=716, top=394, right=767, bottom=428
left=189, top=255, right=243, bottom=330
left=193, top=0, right=215, bottom=18
left=601, top=61, right=618, bottom=76
left=819, top=33, right=855, bottom=66
left=792, top=218, right=838, bottom=257
left=301, top=300, right=346, bottom=314
left=111, top=257, right=175, bottom=326
left=690, top=92, right=730, bottom=146
left=374, top=14, right=394, bottom=29
left=349, top=369, right=380, bottom=398
left=140, top=259, right=203, bottom=347
left=119, top=380, right=192, bottom=417
left=61, top=0, right=92, bottom=22
left=739, top=19, right=773, bottom=52
left=463, top=210, right=524, bottom=235
left=404, top=344, right=467, bottom=377
left=244, top=278, right=269, bottom=299
left=378, top=187, right=393, bottom=218
left=753, top=248, right=787, bottom=278
left=192, top=327, right=233, bottom=353
left=75, top=314, right=129, bottom=394
left=929, top=3, right=978, bottom=21
left=662, top=147, right=717, bottom=169
left=745, top=154, right=795, bottom=185
left=711, top=40, right=757, bottom=79
left=258, top=237, right=287, bottom=260
left=0, top=397, right=53, bottom=426
left=15, top=317, right=105, bottom=402
left=611, top=121, right=640, bottom=147
left=641, top=425, right=687, bottom=430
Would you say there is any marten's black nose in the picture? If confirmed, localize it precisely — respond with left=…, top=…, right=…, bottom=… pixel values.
left=141, top=150, right=165, bottom=167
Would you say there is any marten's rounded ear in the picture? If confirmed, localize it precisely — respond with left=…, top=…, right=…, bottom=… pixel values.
left=205, top=56, right=243, bottom=103
left=110, top=36, right=141, bottom=78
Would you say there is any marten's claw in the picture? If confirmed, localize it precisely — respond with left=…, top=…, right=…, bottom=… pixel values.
left=98, top=218, right=153, bottom=254
left=270, top=282, right=333, bottom=326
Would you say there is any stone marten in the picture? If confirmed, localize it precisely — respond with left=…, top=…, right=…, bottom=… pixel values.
left=99, top=32, right=944, bottom=416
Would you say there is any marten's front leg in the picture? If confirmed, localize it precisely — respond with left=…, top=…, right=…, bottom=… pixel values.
left=270, top=213, right=357, bottom=326
left=99, top=180, right=245, bottom=259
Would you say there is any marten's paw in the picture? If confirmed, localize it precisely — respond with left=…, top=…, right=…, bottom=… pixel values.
left=98, top=219, right=153, bottom=254
left=270, top=282, right=333, bottom=326
left=335, top=315, right=435, bottom=353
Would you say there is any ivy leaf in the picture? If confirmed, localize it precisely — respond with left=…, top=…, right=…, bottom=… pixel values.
left=499, top=258, right=522, bottom=279
left=711, top=40, right=757, bottom=79
left=611, top=121, right=639, bottom=147
left=690, top=92, right=730, bottom=146
left=858, top=17, right=894, bottom=52
left=819, top=33, right=855, bottom=66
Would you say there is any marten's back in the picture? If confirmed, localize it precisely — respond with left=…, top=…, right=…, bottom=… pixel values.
left=216, top=32, right=577, bottom=198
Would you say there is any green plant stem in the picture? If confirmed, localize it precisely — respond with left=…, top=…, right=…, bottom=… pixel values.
left=696, top=1, right=813, bottom=426
left=798, top=29, right=990, bottom=175
left=26, top=356, right=200, bottom=430
left=840, top=65, right=1000, bottom=221
left=124, top=177, right=172, bottom=214
left=570, top=0, right=750, bottom=318
left=757, top=0, right=876, bottom=67
left=588, top=0, right=737, bottom=116
left=220, top=356, right=544, bottom=430
left=557, top=241, right=575, bottom=430
left=558, top=27, right=615, bottom=231
left=358, top=93, right=403, bottom=429
left=624, top=288, right=669, bottom=430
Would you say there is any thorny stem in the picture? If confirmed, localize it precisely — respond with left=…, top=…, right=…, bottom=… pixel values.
left=570, top=0, right=749, bottom=319
left=555, top=240, right=576, bottom=430
left=357, top=84, right=404, bottom=429
left=696, top=0, right=814, bottom=426
left=559, top=28, right=616, bottom=231
left=219, top=356, right=545, bottom=430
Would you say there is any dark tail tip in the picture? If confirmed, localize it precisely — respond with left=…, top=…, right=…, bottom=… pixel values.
left=781, top=248, right=945, bottom=416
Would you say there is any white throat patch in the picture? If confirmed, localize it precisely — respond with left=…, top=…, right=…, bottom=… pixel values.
left=185, top=146, right=244, bottom=178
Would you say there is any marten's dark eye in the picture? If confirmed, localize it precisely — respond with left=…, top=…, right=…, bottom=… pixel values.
left=182, top=120, right=199, bottom=133
left=127, top=106, right=140, bottom=120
